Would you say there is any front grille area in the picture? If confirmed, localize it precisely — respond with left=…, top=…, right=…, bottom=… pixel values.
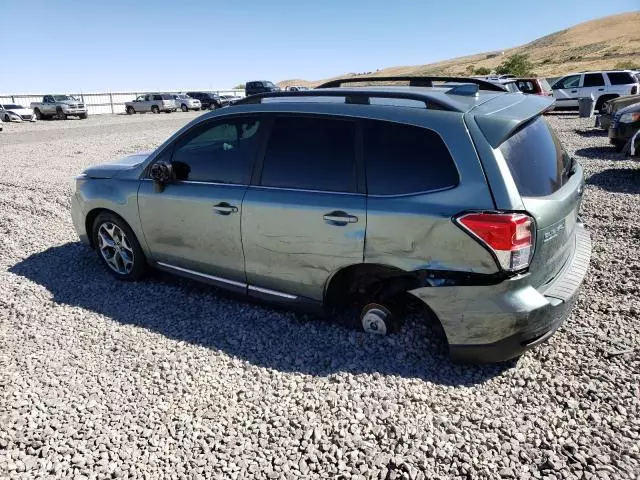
left=21, top=114, right=33, bottom=120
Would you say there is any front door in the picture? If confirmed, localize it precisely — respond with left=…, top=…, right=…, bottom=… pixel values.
left=552, top=74, right=582, bottom=107
left=138, top=115, right=264, bottom=287
left=242, top=115, right=366, bottom=302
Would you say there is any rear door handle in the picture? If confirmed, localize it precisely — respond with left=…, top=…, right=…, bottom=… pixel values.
left=213, top=202, right=238, bottom=215
left=598, top=88, right=604, bottom=91
left=570, top=90, right=578, bottom=93
left=323, top=211, right=358, bottom=225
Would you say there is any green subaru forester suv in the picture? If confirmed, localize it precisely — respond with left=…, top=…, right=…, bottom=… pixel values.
left=71, top=77, right=591, bottom=363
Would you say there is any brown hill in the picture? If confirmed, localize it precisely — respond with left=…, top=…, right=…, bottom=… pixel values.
left=280, top=11, right=640, bottom=87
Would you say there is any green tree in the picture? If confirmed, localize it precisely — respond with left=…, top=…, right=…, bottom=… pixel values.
left=474, top=66, right=491, bottom=76
left=495, top=54, right=534, bottom=76
left=465, top=65, right=475, bottom=74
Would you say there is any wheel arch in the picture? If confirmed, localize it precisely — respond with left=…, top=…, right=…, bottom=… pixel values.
left=85, top=208, right=131, bottom=249
left=323, top=263, right=422, bottom=310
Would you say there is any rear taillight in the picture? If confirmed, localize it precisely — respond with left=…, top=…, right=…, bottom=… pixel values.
left=455, top=212, right=534, bottom=272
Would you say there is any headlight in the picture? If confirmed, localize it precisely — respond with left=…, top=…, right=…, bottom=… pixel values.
left=619, top=112, right=640, bottom=124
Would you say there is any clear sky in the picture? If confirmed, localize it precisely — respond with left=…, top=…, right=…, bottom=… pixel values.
left=0, top=0, right=637, bottom=93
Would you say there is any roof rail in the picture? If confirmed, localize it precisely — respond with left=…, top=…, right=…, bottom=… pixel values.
left=232, top=90, right=456, bottom=110
left=316, top=75, right=507, bottom=92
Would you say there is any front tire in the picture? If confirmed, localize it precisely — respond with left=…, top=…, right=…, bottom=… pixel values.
left=181, top=104, right=188, bottom=112
left=34, top=108, right=42, bottom=120
left=92, top=213, right=147, bottom=281
left=151, top=105, right=160, bottom=114
left=56, top=108, right=67, bottom=120
left=79, top=113, right=88, bottom=119
left=126, top=106, right=135, bottom=115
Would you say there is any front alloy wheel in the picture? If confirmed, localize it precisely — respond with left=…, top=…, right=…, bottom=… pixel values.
left=92, top=213, right=146, bottom=280
left=98, top=222, right=135, bottom=275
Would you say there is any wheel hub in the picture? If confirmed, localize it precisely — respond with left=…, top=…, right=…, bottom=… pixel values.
left=361, top=306, right=390, bottom=336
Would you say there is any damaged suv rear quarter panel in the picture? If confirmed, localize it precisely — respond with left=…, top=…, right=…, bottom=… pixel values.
left=364, top=111, right=498, bottom=274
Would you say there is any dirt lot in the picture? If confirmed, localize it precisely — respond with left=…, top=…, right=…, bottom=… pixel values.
left=0, top=112, right=638, bottom=479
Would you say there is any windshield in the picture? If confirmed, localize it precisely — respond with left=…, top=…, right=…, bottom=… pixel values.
left=2, top=104, right=22, bottom=109
left=176, top=94, right=188, bottom=99
left=264, top=81, right=276, bottom=88
left=53, top=95, right=79, bottom=102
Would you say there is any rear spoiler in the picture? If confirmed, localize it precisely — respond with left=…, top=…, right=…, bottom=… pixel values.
left=471, top=94, right=555, bottom=148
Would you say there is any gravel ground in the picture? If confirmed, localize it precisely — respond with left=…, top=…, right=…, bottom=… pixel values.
left=0, top=112, right=638, bottom=480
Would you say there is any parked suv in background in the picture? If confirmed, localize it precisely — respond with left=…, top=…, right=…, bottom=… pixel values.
left=71, top=76, right=591, bottom=363
left=551, top=71, right=640, bottom=112
left=515, top=78, right=553, bottom=96
left=186, top=92, right=224, bottom=110
left=245, top=80, right=280, bottom=96
left=171, top=94, right=201, bottom=112
left=125, top=94, right=176, bottom=114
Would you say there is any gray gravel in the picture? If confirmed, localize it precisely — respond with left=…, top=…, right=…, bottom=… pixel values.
left=1, top=112, right=639, bottom=479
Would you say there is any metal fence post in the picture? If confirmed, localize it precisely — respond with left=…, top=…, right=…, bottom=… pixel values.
left=11, top=96, right=15, bottom=102
left=109, top=93, right=114, bottom=114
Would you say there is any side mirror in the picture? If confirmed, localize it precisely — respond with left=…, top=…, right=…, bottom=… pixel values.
left=150, top=161, right=174, bottom=193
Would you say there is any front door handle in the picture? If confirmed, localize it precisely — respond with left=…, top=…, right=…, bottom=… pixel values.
left=213, top=202, right=238, bottom=215
left=323, top=211, right=358, bottom=225
left=570, top=90, right=578, bottom=93
left=598, top=88, right=604, bottom=91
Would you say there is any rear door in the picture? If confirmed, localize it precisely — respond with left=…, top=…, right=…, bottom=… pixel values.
left=498, top=116, right=584, bottom=287
left=241, top=115, right=366, bottom=302
left=552, top=74, right=582, bottom=107
left=580, top=73, right=606, bottom=102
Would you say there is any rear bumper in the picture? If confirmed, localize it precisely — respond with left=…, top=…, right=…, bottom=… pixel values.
left=409, top=224, right=591, bottom=363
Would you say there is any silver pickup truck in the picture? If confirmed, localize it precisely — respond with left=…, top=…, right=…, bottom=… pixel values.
left=125, top=94, right=176, bottom=114
left=30, top=95, right=88, bottom=120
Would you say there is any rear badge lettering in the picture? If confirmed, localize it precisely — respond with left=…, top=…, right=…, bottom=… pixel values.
left=543, top=221, right=566, bottom=243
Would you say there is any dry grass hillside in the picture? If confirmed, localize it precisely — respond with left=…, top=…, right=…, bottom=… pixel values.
left=280, top=11, right=640, bottom=87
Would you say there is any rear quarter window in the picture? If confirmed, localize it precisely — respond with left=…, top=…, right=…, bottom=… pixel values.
left=606, top=72, right=635, bottom=85
left=499, top=117, right=572, bottom=197
left=364, top=120, right=459, bottom=195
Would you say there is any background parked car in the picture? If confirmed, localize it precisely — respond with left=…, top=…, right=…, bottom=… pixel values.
left=0, top=116, right=3, bottom=132
left=125, top=94, right=176, bottom=114
left=596, top=94, right=640, bottom=130
left=609, top=102, right=640, bottom=152
left=30, top=95, right=88, bottom=120
left=285, top=86, right=309, bottom=92
left=170, top=94, right=201, bottom=112
left=551, top=70, right=640, bottom=112
left=0, top=103, right=36, bottom=122
left=185, top=92, right=225, bottom=110
left=245, top=80, right=281, bottom=96
left=515, top=78, right=553, bottom=96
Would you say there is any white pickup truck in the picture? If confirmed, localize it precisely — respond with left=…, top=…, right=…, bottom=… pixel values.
left=30, top=95, right=88, bottom=120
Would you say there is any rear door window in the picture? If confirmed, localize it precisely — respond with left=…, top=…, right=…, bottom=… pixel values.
left=606, top=72, right=635, bottom=85
left=583, top=73, right=605, bottom=87
left=170, top=117, right=261, bottom=184
left=260, top=116, right=356, bottom=192
left=363, top=120, right=459, bottom=195
left=499, top=117, right=572, bottom=197
left=516, top=80, right=536, bottom=94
